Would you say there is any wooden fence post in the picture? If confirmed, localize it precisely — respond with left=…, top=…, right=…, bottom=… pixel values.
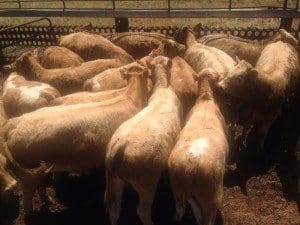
left=280, top=18, right=293, bottom=31
left=115, top=17, right=129, bottom=32
left=280, top=0, right=293, bottom=31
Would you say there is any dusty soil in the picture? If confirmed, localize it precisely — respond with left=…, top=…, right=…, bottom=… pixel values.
left=1, top=146, right=299, bottom=225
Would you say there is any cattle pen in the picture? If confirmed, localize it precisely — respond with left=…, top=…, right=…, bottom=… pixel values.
left=0, top=1, right=300, bottom=225
left=0, top=0, right=299, bottom=65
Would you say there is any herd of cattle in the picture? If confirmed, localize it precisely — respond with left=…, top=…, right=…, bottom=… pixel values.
left=0, top=26, right=299, bottom=225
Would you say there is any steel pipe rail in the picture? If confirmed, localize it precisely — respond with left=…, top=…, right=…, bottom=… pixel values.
left=0, top=8, right=299, bottom=18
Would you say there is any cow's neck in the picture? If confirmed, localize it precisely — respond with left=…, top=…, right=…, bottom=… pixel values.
left=152, top=66, right=169, bottom=90
left=139, top=55, right=153, bottom=67
left=125, top=75, right=148, bottom=109
left=26, top=57, right=44, bottom=80
left=196, top=78, right=213, bottom=102
left=186, top=31, right=197, bottom=48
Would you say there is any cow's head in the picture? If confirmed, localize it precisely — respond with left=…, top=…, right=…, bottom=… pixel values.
left=275, top=29, right=298, bottom=48
left=174, top=26, right=193, bottom=45
left=161, top=39, right=186, bottom=58
left=150, top=39, right=186, bottom=59
left=2, top=62, right=15, bottom=75
left=193, top=68, right=220, bottom=84
left=3, top=49, right=37, bottom=76
left=148, top=56, right=172, bottom=83
left=119, top=61, right=148, bottom=81
left=218, top=57, right=258, bottom=97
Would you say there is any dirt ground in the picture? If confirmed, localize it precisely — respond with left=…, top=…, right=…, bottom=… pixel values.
left=1, top=138, right=299, bottom=225
left=0, top=105, right=299, bottom=225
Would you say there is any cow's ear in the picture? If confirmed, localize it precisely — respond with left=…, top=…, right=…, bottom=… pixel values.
left=248, top=69, right=258, bottom=78
left=145, top=57, right=152, bottom=69
left=120, top=68, right=128, bottom=79
left=137, top=60, right=143, bottom=65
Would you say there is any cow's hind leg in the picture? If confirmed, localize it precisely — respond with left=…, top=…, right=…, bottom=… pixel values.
left=133, top=180, right=158, bottom=225
left=201, top=202, right=218, bottom=225
left=38, top=186, right=53, bottom=211
left=174, top=201, right=186, bottom=222
left=187, top=198, right=202, bottom=225
left=22, top=175, right=42, bottom=215
left=22, top=182, right=35, bottom=214
left=256, top=111, right=279, bottom=153
left=105, top=177, right=124, bottom=225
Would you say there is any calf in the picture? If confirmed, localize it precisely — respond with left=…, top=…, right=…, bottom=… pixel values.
left=175, top=27, right=253, bottom=82
left=83, top=68, right=127, bottom=92
left=170, top=56, right=198, bottom=116
left=105, top=56, right=182, bottom=225
left=83, top=40, right=183, bottom=93
left=14, top=52, right=123, bottom=94
left=2, top=62, right=149, bottom=213
left=38, top=46, right=84, bottom=69
left=59, top=32, right=134, bottom=64
left=110, top=32, right=177, bottom=59
left=198, top=29, right=298, bottom=66
left=218, top=41, right=299, bottom=152
left=3, top=46, right=84, bottom=73
left=50, top=87, right=125, bottom=106
left=168, top=70, right=228, bottom=225
left=3, top=72, right=61, bottom=117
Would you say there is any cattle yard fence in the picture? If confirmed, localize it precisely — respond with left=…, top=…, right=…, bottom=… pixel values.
left=0, top=0, right=300, bottom=65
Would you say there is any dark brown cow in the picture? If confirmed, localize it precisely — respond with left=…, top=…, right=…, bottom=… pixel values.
left=218, top=41, right=299, bottom=152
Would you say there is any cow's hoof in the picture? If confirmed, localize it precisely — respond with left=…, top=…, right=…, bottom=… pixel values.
left=24, top=210, right=36, bottom=219
left=40, top=204, right=50, bottom=213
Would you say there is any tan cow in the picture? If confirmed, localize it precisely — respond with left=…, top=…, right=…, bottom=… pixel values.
left=198, top=29, right=298, bottom=66
left=50, top=87, right=125, bottom=106
left=175, top=27, right=254, bottom=82
left=3, top=46, right=84, bottom=73
left=110, top=32, right=185, bottom=59
left=218, top=41, right=299, bottom=152
left=109, top=32, right=170, bottom=56
left=170, top=56, right=198, bottom=116
left=59, top=32, right=134, bottom=64
left=37, top=46, right=84, bottom=69
left=83, top=67, right=127, bottom=92
left=168, top=70, right=228, bottom=225
left=3, top=72, right=61, bottom=117
left=105, top=56, right=182, bottom=225
left=84, top=40, right=185, bottom=92
left=13, top=52, right=123, bottom=94
left=1, top=61, right=149, bottom=213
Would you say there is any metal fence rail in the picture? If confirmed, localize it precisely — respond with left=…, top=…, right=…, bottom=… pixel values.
left=0, top=0, right=299, bottom=18
left=0, top=22, right=296, bottom=65
left=0, top=1, right=299, bottom=65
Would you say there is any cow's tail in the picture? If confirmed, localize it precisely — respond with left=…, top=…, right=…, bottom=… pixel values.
left=0, top=136, right=36, bottom=185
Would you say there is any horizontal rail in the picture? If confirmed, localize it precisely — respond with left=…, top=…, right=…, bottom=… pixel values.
left=0, top=8, right=299, bottom=18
